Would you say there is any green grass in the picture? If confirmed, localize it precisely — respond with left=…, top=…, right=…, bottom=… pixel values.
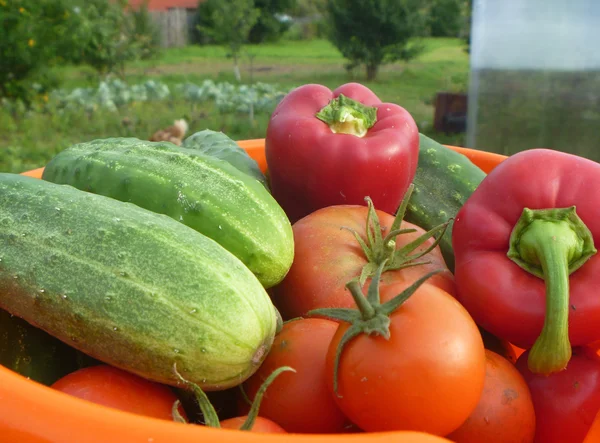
left=1, top=38, right=470, bottom=174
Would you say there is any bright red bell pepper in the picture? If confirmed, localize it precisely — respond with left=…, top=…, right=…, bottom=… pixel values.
left=265, top=82, right=419, bottom=223
left=453, top=148, right=600, bottom=375
left=515, top=346, right=600, bottom=443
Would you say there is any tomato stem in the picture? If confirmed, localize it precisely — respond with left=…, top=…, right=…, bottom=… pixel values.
left=240, top=366, right=296, bottom=431
left=173, top=363, right=221, bottom=428
left=174, top=363, right=295, bottom=430
left=171, top=400, right=188, bottom=423
left=308, top=260, right=441, bottom=395
left=315, top=94, right=377, bottom=137
left=343, top=185, right=450, bottom=285
left=507, top=207, right=596, bottom=375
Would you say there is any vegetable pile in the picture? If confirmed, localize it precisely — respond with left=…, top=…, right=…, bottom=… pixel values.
left=1, top=82, right=600, bottom=443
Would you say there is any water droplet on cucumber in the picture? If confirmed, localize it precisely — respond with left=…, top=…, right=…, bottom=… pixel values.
left=189, top=308, right=197, bottom=314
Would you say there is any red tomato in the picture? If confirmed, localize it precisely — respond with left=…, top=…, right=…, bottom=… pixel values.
left=51, top=365, right=184, bottom=421
left=219, top=416, right=287, bottom=433
left=325, top=282, right=486, bottom=436
left=240, top=318, right=347, bottom=433
left=447, top=350, right=536, bottom=443
left=271, top=204, right=455, bottom=320
left=516, top=346, right=600, bottom=443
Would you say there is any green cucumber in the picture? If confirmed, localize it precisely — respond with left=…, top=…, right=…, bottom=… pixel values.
left=182, top=129, right=269, bottom=189
left=404, top=134, right=486, bottom=273
left=0, top=173, right=277, bottom=390
left=42, top=137, right=293, bottom=289
left=0, top=307, right=92, bottom=385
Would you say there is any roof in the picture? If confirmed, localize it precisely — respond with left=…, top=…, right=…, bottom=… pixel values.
left=127, top=0, right=201, bottom=10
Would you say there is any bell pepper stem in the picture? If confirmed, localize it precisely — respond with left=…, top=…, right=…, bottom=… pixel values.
left=524, top=235, right=572, bottom=375
left=507, top=207, right=596, bottom=375
left=315, top=94, right=377, bottom=137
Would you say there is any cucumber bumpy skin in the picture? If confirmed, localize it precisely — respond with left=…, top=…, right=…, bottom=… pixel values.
left=42, top=137, right=293, bottom=289
left=0, top=173, right=277, bottom=390
left=404, top=134, right=486, bottom=273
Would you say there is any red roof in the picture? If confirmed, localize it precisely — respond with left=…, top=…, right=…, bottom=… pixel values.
left=127, top=0, right=201, bottom=10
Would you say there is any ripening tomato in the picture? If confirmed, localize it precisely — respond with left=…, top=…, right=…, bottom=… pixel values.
left=51, top=365, right=184, bottom=421
left=271, top=204, right=455, bottom=320
left=240, top=317, right=347, bottom=433
left=323, top=281, right=486, bottom=436
left=447, top=350, right=536, bottom=443
left=219, top=416, right=287, bottom=433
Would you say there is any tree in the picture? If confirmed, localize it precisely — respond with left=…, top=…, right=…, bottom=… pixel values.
left=326, top=0, right=429, bottom=81
left=428, top=0, right=464, bottom=37
left=197, top=0, right=260, bottom=82
left=248, top=0, right=296, bottom=43
left=69, top=0, right=144, bottom=79
left=0, top=0, right=79, bottom=104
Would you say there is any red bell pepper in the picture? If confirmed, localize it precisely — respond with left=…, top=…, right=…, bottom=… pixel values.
left=453, top=148, right=600, bottom=375
left=515, top=346, right=600, bottom=443
left=265, top=82, right=419, bottom=223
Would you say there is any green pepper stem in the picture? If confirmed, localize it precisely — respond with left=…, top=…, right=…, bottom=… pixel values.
left=507, top=207, right=596, bottom=375
left=315, top=94, right=377, bottom=137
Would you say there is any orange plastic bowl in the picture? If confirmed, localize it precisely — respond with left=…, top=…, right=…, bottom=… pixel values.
left=4, top=140, right=599, bottom=443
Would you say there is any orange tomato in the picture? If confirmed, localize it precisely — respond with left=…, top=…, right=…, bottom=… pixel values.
left=51, top=365, right=184, bottom=421
left=240, top=318, right=348, bottom=433
left=219, top=416, right=286, bottom=433
left=325, top=282, right=486, bottom=436
left=447, top=350, right=536, bottom=443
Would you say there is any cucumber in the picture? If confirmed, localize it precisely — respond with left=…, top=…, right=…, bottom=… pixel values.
left=0, top=307, right=89, bottom=385
left=182, top=129, right=269, bottom=189
left=0, top=173, right=277, bottom=390
left=404, top=134, right=486, bottom=273
left=42, top=137, right=293, bottom=289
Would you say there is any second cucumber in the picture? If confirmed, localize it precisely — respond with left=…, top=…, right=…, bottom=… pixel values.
left=42, top=137, right=294, bottom=288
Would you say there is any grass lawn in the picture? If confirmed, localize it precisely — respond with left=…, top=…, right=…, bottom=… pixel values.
left=0, top=38, right=470, bottom=174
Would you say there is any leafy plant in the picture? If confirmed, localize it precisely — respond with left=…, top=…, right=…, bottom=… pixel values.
left=0, top=0, right=79, bottom=104
left=69, top=0, right=144, bottom=79
left=325, top=0, right=429, bottom=80
left=129, top=0, right=162, bottom=60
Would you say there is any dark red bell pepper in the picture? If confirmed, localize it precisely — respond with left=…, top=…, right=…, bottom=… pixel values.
left=453, top=148, right=600, bottom=375
left=265, top=83, right=419, bottom=223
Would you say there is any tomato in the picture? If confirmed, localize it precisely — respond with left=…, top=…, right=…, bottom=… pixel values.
left=219, top=416, right=287, bottom=433
left=51, top=365, right=184, bottom=421
left=240, top=318, right=347, bottom=433
left=447, top=350, right=536, bottom=443
left=271, top=203, right=455, bottom=320
left=322, top=279, right=485, bottom=436
left=516, top=346, right=600, bottom=443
